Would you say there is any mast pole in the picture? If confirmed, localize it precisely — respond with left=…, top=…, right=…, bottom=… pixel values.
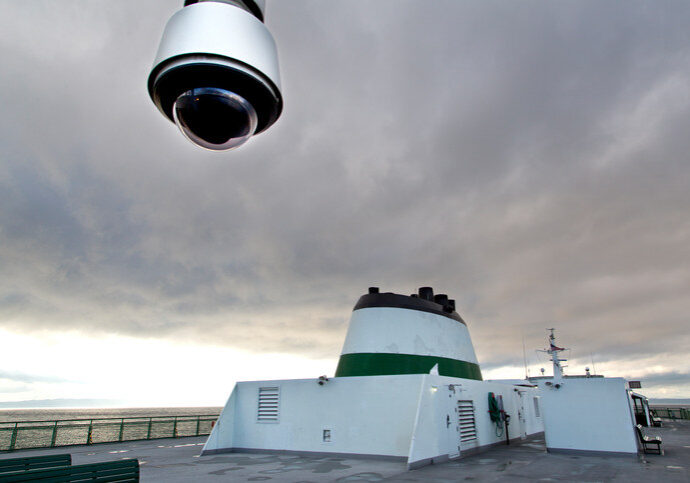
left=548, top=328, right=564, bottom=379
left=522, top=334, right=531, bottom=380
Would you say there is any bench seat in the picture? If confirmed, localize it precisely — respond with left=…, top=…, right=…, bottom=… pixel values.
left=0, top=454, right=71, bottom=474
left=0, top=458, right=138, bottom=482
left=635, top=424, right=662, bottom=455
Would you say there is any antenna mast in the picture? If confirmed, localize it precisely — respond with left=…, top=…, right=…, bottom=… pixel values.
left=537, top=328, right=568, bottom=379
left=522, top=335, right=529, bottom=380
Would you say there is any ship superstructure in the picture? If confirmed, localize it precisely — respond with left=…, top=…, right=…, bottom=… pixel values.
left=528, top=329, right=641, bottom=455
left=202, top=287, right=543, bottom=468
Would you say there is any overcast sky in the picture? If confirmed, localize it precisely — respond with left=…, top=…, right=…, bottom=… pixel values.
left=0, top=1, right=688, bottom=406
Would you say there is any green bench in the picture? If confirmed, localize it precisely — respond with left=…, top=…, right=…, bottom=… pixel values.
left=0, top=454, right=71, bottom=474
left=0, top=458, right=139, bottom=482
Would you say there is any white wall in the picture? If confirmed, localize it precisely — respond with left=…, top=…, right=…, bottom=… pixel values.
left=533, top=377, right=638, bottom=454
left=204, top=375, right=425, bottom=457
left=203, top=374, right=544, bottom=468
left=203, top=385, right=237, bottom=451
left=406, top=376, right=543, bottom=467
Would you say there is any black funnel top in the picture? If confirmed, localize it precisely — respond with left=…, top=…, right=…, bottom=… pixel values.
left=353, top=286, right=465, bottom=325
left=418, top=287, right=434, bottom=301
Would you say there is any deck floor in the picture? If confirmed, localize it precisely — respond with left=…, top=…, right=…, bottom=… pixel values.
left=1, top=420, right=688, bottom=482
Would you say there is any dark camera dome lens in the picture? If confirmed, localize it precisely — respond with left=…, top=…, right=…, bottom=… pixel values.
left=173, top=87, right=258, bottom=151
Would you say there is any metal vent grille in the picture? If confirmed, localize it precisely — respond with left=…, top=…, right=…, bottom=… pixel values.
left=457, top=400, right=477, bottom=443
left=257, top=387, right=279, bottom=422
left=533, top=397, right=540, bottom=418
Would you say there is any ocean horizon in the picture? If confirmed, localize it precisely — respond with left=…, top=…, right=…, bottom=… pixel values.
left=0, top=406, right=222, bottom=423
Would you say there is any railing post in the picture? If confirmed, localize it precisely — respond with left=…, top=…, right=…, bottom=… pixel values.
left=195, top=416, right=201, bottom=436
left=147, top=418, right=153, bottom=440
left=173, top=417, right=178, bottom=438
left=87, top=420, right=93, bottom=445
left=118, top=418, right=125, bottom=442
left=9, top=423, right=18, bottom=451
left=50, top=421, right=59, bottom=448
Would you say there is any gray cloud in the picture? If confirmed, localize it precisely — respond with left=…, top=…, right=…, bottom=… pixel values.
left=638, top=372, right=690, bottom=388
left=0, top=371, right=73, bottom=385
left=0, top=1, right=688, bottom=382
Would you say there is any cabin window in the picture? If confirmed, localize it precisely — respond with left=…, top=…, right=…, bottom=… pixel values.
left=533, top=397, right=540, bottom=418
left=257, top=386, right=280, bottom=423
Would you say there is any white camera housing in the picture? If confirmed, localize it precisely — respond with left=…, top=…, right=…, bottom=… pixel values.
left=148, top=0, right=282, bottom=150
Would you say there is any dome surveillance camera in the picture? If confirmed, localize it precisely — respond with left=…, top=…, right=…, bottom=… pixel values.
left=148, top=0, right=282, bottom=151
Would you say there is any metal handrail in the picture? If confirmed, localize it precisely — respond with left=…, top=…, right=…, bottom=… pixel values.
left=0, top=414, right=219, bottom=426
left=0, top=414, right=219, bottom=452
left=649, top=406, right=690, bottom=420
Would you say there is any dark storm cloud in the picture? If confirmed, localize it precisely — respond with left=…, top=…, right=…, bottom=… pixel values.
left=0, top=1, right=688, bottom=376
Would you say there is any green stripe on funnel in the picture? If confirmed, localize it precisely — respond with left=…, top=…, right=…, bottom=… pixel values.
left=335, top=353, right=482, bottom=380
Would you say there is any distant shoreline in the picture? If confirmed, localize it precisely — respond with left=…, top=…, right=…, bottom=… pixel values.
left=0, top=407, right=223, bottom=424
left=649, top=398, right=690, bottom=408
left=0, top=398, right=223, bottom=410
left=0, top=405, right=223, bottom=411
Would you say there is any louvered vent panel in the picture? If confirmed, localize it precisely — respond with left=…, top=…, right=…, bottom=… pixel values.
left=457, top=400, right=477, bottom=443
left=257, top=387, right=280, bottom=422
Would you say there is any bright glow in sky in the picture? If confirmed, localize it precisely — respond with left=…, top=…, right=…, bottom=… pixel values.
left=2, top=327, right=687, bottom=406
left=0, top=329, right=337, bottom=407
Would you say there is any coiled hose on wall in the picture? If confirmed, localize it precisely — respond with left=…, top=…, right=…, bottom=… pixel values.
left=488, top=392, right=504, bottom=437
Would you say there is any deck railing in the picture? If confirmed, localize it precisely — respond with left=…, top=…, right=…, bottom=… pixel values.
left=650, top=407, right=690, bottom=420
left=0, top=414, right=219, bottom=452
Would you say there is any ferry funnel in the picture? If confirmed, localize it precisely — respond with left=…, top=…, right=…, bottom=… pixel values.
left=335, top=287, right=482, bottom=380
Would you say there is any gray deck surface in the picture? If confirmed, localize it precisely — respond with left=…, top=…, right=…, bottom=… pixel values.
left=1, top=420, right=688, bottom=482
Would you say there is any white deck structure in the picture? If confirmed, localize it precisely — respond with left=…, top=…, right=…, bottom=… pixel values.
left=527, top=329, right=640, bottom=455
left=202, top=374, right=543, bottom=468
left=203, top=287, right=544, bottom=468
left=531, top=376, right=638, bottom=455
left=203, top=288, right=648, bottom=466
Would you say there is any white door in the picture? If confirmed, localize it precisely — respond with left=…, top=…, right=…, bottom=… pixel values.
left=516, top=391, right=527, bottom=439
left=446, top=411, right=460, bottom=459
